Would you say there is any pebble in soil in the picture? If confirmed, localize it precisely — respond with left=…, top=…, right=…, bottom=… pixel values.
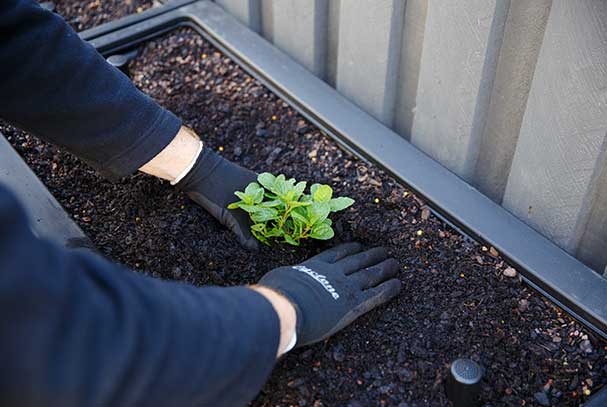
left=3, top=28, right=607, bottom=406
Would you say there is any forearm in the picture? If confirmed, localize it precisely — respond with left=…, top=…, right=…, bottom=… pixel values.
left=251, top=286, right=297, bottom=357
left=0, top=0, right=181, bottom=178
left=0, top=185, right=279, bottom=407
left=139, top=125, right=201, bottom=182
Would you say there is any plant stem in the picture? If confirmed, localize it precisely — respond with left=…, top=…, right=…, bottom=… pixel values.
left=278, top=204, right=293, bottom=229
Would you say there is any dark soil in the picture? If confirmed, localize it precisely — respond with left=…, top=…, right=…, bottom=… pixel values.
left=48, top=0, right=154, bottom=31
left=3, top=25, right=607, bottom=406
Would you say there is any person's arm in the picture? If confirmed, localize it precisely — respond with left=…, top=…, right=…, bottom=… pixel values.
left=0, top=184, right=281, bottom=407
left=0, top=0, right=259, bottom=249
left=0, top=181, right=400, bottom=405
left=0, top=0, right=181, bottom=179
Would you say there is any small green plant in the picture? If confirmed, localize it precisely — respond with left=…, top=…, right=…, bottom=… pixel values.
left=228, top=173, right=354, bottom=246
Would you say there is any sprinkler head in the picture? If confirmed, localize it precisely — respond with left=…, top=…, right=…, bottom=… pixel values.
left=106, top=49, right=139, bottom=76
left=445, top=358, right=483, bottom=407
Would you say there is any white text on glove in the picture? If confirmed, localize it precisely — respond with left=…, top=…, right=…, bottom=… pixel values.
left=292, top=265, right=340, bottom=300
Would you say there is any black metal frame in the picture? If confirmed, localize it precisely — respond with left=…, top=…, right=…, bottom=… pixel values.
left=0, top=136, right=91, bottom=249
left=79, top=0, right=197, bottom=43
left=79, top=0, right=607, bottom=340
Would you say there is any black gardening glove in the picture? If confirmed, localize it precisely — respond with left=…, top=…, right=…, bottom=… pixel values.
left=258, top=243, right=402, bottom=347
left=176, top=147, right=259, bottom=250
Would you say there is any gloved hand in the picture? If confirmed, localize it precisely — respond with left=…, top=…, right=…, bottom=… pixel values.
left=176, top=147, right=259, bottom=250
left=258, top=243, right=402, bottom=347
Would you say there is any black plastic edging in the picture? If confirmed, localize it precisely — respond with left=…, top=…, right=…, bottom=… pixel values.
left=87, top=6, right=191, bottom=56
left=86, top=0, right=607, bottom=340
left=0, top=135, right=92, bottom=250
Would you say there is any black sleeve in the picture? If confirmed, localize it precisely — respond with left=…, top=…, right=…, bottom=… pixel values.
left=0, top=0, right=181, bottom=178
left=0, top=184, right=279, bottom=407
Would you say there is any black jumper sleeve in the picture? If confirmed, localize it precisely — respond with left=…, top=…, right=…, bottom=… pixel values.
left=1, top=3, right=279, bottom=404
left=0, top=0, right=181, bottom=178
left=0, top=183, right=280, bottom=406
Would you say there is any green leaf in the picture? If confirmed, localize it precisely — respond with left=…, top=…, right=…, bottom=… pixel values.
left=237, top=204, right=264, bottom=213
left=329, top=197, right=354, bottom=212
left=251, top=223, right=265, bottom=232
left=313, top=184, right=333, bottom=202
left=244, top=182, right=260, bottom=195
left=234, top=191, right=252, bottom=204
left=284, top=234, right=300, bottom=246
left=259, top=199, right=282, bottom=208
left=283, top=217, right=295, bottom=230
left=291, top=211, right=309, bottom=227
left=244, top=182, right=265, bottom=203
left=274, top=174, right=288, bottom=196
left=265, top=227, right=284, bottom=237
left=310, top=223, right=334, bottom=240
left=285, top=190, right=297, bottom=202
left=236, top=172, right=353, bottom=246
left=293, top=181, right=307, bottom=197
left=289, top=200, right=312, bottom=208
left=285, top=177, right=297, bottom=190
left=257, top=173, right=276, bottom=191
left=251, top=208, right=279, bottom=222
left=251, top=229, right=271, bottom=246
left=308, top=202, right=331, bottom=224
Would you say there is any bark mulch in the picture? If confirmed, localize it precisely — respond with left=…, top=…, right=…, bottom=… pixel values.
left=3, top=19, right=607, bottom=407
left=45, top=0, right=154, bottom=32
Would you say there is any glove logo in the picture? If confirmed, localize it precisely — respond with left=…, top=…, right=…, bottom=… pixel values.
left=292, top=266, right=340, bottom=300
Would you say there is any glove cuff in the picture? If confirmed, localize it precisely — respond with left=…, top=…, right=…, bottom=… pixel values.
left=174, top=146, right=223, bottom=191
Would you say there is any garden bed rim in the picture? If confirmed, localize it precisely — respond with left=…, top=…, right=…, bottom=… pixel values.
left=81, top=0, right=607, bottom=341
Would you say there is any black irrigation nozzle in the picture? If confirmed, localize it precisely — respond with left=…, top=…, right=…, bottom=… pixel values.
left=39, top=2, right=55, bottom=12
left=106, top=49, right=139, bottom=76
left=445, top=359, right=483, bottom=407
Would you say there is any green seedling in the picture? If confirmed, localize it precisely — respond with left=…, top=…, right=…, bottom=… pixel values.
left=228, top=172, right=355, bottom=246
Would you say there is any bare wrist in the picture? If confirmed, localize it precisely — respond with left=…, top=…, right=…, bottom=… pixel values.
left=139, top=126, right=201, bottom=182
left=250, top=285, right=297, bottom=358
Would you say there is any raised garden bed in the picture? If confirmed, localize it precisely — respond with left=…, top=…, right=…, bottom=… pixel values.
left=51, top=0, right=154, bottom=31
left=3, top=7, right=607, bottom=405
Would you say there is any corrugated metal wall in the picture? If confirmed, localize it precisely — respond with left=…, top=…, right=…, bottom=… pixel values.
left=214, top=0, right=607, bottom=274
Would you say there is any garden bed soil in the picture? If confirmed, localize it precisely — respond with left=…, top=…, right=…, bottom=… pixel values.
left=3, top=23, right=607, bottom=407
left=50, top=0, right=154, bottom=32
